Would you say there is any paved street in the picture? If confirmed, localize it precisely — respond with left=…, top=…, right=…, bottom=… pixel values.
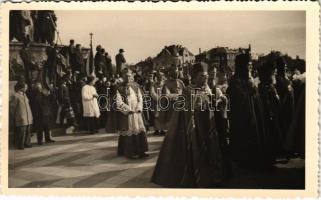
left=9, top=129, right=305, bottom=189
left=9, top=130, right=162, bottom=188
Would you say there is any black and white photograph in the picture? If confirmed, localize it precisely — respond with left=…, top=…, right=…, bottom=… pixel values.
left=7, top=9, right=310, bottom=190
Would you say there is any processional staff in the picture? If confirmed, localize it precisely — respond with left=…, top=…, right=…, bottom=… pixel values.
left=88, top=32, right=95, bottom=76
left=90, top=32, right=93, bottom=48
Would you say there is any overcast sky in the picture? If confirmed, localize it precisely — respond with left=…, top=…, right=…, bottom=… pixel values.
left=55, top=11, right=305, bottom=64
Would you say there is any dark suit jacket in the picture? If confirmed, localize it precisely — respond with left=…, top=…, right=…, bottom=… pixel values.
left=115, top=53, right=126, bottom=67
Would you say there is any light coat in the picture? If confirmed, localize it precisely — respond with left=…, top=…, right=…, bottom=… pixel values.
left=10, top=92, right=33, bottom=127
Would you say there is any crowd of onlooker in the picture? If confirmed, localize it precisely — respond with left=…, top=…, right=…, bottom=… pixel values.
left=10, top=37, right=161, bottom=149
left=9, top=38, right=306, bottom=158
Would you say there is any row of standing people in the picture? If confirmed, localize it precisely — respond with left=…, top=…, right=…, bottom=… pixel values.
left=10, top=80, right=56, bottom=149
left=151, top=53, right=305, bottom=188
left=15, top=37, right=129, bottom=138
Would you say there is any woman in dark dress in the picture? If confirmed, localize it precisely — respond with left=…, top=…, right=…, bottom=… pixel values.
left=151, top=62, right=225, bottom=188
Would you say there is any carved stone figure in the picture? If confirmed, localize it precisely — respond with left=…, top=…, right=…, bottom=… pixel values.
left=34, top=10, right=57, bottom=44
left=10, top=11, right=27, bottom=42
left=10, top=10, right=57, bottom=44
left=21, top=11, right=34, bottom=42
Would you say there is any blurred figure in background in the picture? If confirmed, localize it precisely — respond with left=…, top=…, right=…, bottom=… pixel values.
left=74, top=44, right=85, bottom=74
left=105, top=74, right=119, bottom=133
left=275, top=57, right=295, bottom=156
left=116, top=48, right=126, bottom=75
left=141, top=73, right=154, bottom=130
left=58, top=76, right=77, bottom=133
left=285, top=66, right=306, bottom=158
left=105, top=52, right=113, bottom=78
left=95, top=72, right=108, bottom=128
left=226, top=53, right=266, bottom=170
left=258, top=61, right=282, bottom=168
left=68, top=39, right=76, bottom=71
left=161, top=64, right=185, bottom=131
left=150, top=71, right=166, bottom=135
left=94, top=45, right=102, bottom=74
left=31, top=82, right=55, bottom=145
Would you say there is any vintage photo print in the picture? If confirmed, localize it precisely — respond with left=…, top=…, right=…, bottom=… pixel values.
left=0, top=1, right=319, bottom=198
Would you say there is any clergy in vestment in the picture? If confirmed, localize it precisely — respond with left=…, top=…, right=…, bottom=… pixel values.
left=150, top=71, right=166, bottom=135
left=258, top=60, right=283, bottom=167
left=81, top=76, right=100, bottom=134
left=161, top=65, right=185, bottom=130
left=226, top=53, right=266, bottom=169
left=115, top=68, right=149, bottom=159
left=151, top=62, right=226, bottom=188
left=275, top=57, right=295, bottom=152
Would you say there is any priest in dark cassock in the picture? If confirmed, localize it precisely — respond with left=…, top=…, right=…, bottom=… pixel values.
left=115, top=68, right=149, bottom=159
left=257, top=61, right=283, bottom=166
left=285, top=68, right=305, bottom=158
left=226, top=53, right=267, bottom=169
left=151, top=62, right=226, bottom=188
left=275, top=57, right=295, bottom=152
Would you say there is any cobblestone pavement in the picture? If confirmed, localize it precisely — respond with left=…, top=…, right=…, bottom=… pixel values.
left=9, top=130, right=305, bottom=189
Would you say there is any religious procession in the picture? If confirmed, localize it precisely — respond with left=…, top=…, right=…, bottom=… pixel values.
left=8, top=10, right=306, bottom=188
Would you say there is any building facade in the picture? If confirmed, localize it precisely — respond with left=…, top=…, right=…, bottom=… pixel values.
left=195, top=45, right=251, bottom=84
left=152, top=45, right=195, bottom=71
